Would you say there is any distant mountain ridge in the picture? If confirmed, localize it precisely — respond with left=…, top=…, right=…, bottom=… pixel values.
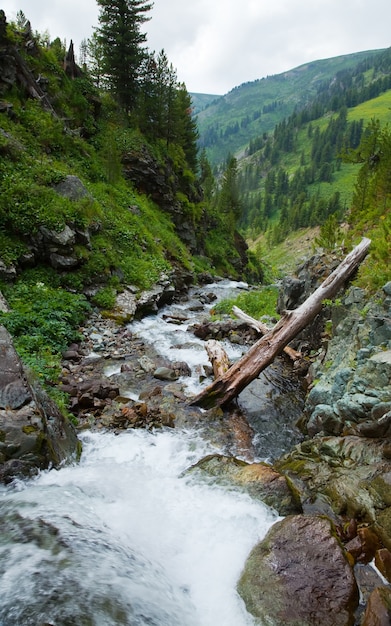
left=192, top=49, right=386, bottom=165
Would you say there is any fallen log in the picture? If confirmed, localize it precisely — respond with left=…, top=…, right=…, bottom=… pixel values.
left=232, top=305, right=301, bottom=361
left=191, top=238, right=371, bottom=409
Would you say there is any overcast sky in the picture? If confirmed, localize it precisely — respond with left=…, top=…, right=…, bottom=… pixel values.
left=2, top=0, right=390, bottom=94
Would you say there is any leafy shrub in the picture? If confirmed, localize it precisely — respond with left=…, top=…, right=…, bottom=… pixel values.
left=0, top=280, right=91, bottom=384
left=213, top=286, right=280, bottom=320
left=92, top=286, right=117, bottom=309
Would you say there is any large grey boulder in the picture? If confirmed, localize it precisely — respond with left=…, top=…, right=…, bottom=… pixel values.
left=0, top=325, right=80, bottom=482
left=238, top=514, right=359, bottom=626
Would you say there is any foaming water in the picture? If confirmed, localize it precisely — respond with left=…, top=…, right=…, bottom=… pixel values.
left=0, top=429, right=277, bottom=626
left=130, top=281, right=247, bottom=394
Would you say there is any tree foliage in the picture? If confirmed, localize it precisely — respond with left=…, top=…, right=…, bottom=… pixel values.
left=96, top=0, right=153, bottom=112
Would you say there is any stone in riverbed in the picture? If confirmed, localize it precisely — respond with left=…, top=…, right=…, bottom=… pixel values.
left=362, top=586, right=391, bottom=625
left=237, top=514, right=359, bottom=626
left=185, top=454, right=301, bottom=516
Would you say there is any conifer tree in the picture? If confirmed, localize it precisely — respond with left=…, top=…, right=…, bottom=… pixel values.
left=217, top=156, right=242, bottom=231
left=96, top=0, right=153, bottom=112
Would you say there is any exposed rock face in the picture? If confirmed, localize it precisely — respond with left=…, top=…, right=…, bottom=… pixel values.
left=275, top=436, right=391, bottom=535
left=303, top=284, right=391, bottom=438
left=277, top=251, right=342, bottom=352
left=237, top=514, right=359, bottom=626
left=121, top=143, right=249, bottom=274
left=0, top=325, right=80, bottom=483
left=63, top=40, right=83, bottom=79
left=0, top=174, right=96, bottom=277
left=185, top=454, right=301, bottom=515
left=121, top=144, right=200, bottom=252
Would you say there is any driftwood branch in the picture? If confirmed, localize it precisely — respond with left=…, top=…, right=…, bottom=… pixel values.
left=191, top=238, right=371, bottom=409
left=205, top=339, right=230, bottom=378
left=232, top=305, right=301, bottom=361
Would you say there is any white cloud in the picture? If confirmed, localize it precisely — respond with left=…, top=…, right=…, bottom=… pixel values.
left=1, top=0, right=390, bottom=94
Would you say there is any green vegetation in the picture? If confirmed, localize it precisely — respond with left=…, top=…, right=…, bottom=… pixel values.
left=230, top=47, right=391, bottom=292
left=212, top=286, right=280, bottom=320
left=0, top=3, right=390, bottom=397
left=343, top=120, right=391, bottom=290
left=196, top=50, right=384, bottom=166
left=0, top=276, right=90, bottom=383
left=0, top=6, right=247, bottom=389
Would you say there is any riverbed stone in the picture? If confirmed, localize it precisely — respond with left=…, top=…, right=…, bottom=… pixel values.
left=185, top=454, right=301, bottom=515
left=374, top=549, right=391, bottom=584
left=362, top=586, right=391, bottom=625
left=237, top=514, right=359, bottom=626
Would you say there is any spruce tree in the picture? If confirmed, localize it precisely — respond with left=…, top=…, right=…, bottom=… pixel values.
left=96, top=0, right=153, bottom=112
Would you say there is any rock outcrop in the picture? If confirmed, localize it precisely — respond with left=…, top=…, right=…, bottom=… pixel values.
left=238, top=514, right=359, bottom=626
left=0, top=325, right=80, bottom=482
left=185, top=454, right=301, bottom=515
left=303, top=282, right=391, bottom=438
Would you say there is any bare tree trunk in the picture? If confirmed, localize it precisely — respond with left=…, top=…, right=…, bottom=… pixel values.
left=191, top=238, right=371, bottom=409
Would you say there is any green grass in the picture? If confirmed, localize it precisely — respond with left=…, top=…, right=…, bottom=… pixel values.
left=212, top=285, right=280, bottom=320
left=348, top=90, right=391, bottom=122
left=249, top=227, right=319, bottom=279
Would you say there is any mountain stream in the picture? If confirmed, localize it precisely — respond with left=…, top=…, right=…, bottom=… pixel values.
left=0, top=280, right=305, bottom=626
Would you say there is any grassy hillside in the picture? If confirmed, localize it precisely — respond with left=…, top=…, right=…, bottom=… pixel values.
left=0, top=14, right=250, bottom=393
left=196, top=50, right=384, bottom=166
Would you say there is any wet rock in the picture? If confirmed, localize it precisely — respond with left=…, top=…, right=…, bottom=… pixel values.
left=237, top=514, right=358, bottom=626
left=354, top=563, right=387, bottom=606
left=375, top=548, right=391, bottom=582
left=185, top=454, right=301, bottom=516
left=358, top=412, right=391, bottom=438
left=275, top=436, right=391, bottom=528
left=0, top=325, right=80, bottom=482
left=191, top=318, right=257, bottom=343
left=153, top=367, right=179, bottom=381
left=345, top=527, right=381, bottom=564
left=362, top=586, right=391, bottom=625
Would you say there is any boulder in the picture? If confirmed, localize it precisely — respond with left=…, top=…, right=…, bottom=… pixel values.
left=237, top=514, right=359, bottom=626
left=275, top=436, right=391, bottom=524
left=0, top=325, right=80, bottom=483
left=362, top=586, right=391, bottom=626
left=185, top=454, right=301, bottom=515
left=53, top=175, right=93, bottom=201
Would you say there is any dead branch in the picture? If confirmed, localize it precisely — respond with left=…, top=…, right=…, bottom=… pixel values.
left=232, top=305, right=301, bottom=361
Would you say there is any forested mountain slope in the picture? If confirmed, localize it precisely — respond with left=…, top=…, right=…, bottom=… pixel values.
left=218, top=46, right=391, bottom=293
left=196, top=49, right=385, bottom=166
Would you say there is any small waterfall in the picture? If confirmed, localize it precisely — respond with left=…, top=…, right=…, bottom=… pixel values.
left=0, top=279, right=303, bottom=625
left=0, top=429, right=277, bottom=626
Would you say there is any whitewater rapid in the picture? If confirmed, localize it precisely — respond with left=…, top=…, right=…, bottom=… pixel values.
left=0, top=428, right=278, bottom=626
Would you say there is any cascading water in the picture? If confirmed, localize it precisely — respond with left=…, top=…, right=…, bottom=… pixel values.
left=0, top=429, right=278, bottom=626
left=0, top=280, right=302, bottom=625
